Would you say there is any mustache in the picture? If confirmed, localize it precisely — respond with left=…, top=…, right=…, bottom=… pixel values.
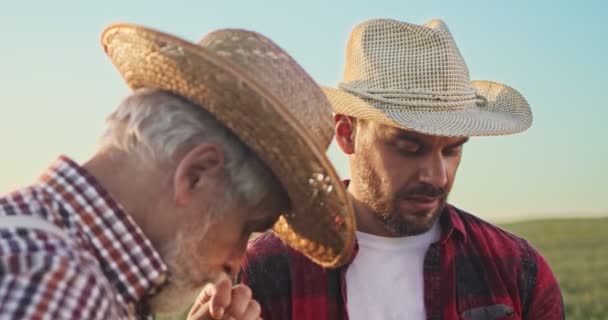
left=397, top=183, right=446, bottom=199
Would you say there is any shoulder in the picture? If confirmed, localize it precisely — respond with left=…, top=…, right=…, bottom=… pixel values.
left=451, top=207, right=563, bottom=315
left=0, top=225, right=109, bottom=290
left=241, top=232, right=293, bottom=281
left=240, top=232, right=296, bottom=318
left=245, top=231, right=291, bottom=259
left=1, top=186, right=93, bottom=269
left=0, top=185, right=46, bottom=214
left=241, top=231, right=335, bottom=287
left=242, top=231, right=322, bottom=270
left=452, top=206, right=539, bottom=258
left=0, top=231, right=118, bottom=318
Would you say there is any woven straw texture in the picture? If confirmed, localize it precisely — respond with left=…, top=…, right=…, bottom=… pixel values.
left=323, top=19, right=532, bottom=136
left=101, top=24, right=355, bottom=267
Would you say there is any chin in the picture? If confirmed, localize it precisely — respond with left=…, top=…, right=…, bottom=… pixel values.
left=414, top=209, right=444, bottom=230
left=410, top=217, right=437, bottom=234
left=152, top=232, right=215, bottom=316
left=391, top=208, right=438, bottom=235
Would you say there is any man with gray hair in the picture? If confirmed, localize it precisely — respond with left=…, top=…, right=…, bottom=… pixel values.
left=0, top=24, right=355, bottom=319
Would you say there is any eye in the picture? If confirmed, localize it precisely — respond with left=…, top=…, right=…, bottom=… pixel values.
left=394, top=139, right=421, bottom=154
left=443, top=145, right=463, bottom=157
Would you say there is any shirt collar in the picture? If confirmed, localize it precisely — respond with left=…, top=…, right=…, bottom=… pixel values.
left=39, top=156, right=168, bottom=305
left=440, top=204, right=467, bottom=244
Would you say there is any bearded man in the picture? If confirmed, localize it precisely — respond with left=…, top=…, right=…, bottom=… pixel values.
left=0, top=24, right=355, bottom=320
left=240, top=18, right=564, bottom=320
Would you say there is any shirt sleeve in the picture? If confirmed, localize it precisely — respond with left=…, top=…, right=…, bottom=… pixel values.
left=0, top=252, right=120, bottom=319
left=524, top=252, right=565, bottom=320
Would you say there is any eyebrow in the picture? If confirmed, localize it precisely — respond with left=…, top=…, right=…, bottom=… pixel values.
left=448, top=137, right=469, bottom=148
left=393, top=133, right=469, bottom=149
left=393, top=133, right=424, bottom=146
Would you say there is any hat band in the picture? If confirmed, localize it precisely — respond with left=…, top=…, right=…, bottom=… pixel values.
left=338, top=83, right=486, bottom=110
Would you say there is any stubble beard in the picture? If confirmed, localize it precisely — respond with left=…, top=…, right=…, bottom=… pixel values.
left=354, top=157, right=447, bottom=237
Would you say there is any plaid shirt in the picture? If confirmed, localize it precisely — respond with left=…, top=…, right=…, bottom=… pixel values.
left=0, top=156, right=168, bottom=319
left=240, top=205, right=564, bottom=320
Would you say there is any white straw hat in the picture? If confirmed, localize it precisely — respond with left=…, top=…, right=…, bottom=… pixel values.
left=323, top=19, right=532, bottom=136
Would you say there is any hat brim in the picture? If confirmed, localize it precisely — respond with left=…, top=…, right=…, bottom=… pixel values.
left=322, top=80, right=532, bottom=137
left=102, top=24, right=355, bottom=268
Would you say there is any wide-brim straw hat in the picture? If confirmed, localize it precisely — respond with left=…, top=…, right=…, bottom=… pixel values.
left=101, top=24, right=355, bottom=268
left=323, top=19, right=532, bottom=136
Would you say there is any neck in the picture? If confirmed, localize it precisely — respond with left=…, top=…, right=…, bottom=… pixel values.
left=347, top=183, right=400, bottom=238
left=82, top=148, right=171, bottom=246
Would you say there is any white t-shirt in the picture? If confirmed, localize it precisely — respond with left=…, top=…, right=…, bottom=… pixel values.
left=346, top=222, right=441, bottom=320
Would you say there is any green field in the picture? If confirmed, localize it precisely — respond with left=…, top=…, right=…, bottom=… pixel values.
left=500, top=217, right=608, bottom=319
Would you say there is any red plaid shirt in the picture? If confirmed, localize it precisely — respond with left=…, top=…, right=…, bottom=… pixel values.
left=240, top=205, right=564, bottom=320
left=0, top=156, right=168, bottom=319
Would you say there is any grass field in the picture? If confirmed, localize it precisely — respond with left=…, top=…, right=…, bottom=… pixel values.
left=500, top=217, right=608, bottom=319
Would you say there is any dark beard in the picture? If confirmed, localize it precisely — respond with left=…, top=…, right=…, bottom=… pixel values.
left=354, top=157, right=447, bottom=237
left=376, top=203, right=445, bottom=236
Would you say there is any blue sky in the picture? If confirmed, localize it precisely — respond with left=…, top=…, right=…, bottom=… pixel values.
left=1, top=0, right=606, bottom=221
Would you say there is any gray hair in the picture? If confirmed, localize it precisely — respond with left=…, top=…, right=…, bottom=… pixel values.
left=101, top=88, right=280, bottom=208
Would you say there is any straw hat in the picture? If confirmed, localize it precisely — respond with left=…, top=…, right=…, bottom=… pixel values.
left=323, top=19, right=532, bottom=136
left=101, top=24, right=355, bottom=268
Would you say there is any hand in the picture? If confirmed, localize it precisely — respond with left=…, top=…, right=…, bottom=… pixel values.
left=187, top=278, right=262, bottom=320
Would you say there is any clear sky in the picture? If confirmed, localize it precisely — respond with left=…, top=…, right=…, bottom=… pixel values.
left=1, top=0, right=606, bottom=222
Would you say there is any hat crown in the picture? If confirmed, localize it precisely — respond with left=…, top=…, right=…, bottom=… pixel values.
left=323, top=18, right=532, bottom=137
left=342, top=19, right=472, bottom=94
left=199, top=30, right=334, bottom=149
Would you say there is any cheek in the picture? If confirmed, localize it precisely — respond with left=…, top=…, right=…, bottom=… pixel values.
left=175, top=225, right=225, bottom=265
left=182, top=233, right=211, bottom=264
left=198, top=223, right=247, bottom=260
left=380, top=153, right=418, bottom=189
left=160, top=232, right=210, bottom=284
left=235, top=233, right=250, bottom=257
left=446, top=157, right=462, bottom=181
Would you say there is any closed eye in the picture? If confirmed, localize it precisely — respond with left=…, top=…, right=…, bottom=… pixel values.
left=390, top=134, right=424, bottom=155
left=443, top=145, right=463, bottom=156
left=443, top=138, right=468, bottom=156
left=395, top=139, right=421, bottom=153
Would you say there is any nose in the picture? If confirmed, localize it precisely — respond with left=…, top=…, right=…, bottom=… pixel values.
left=222, top=259, right=240, bottom=279
left=221, top=236, right=249, bottom=277
left=418, top=152, right=448, bottom=188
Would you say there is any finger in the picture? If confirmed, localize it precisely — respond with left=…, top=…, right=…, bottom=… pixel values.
left=188, top=282, right=220, bottom=320
left=239, top=299, right=261, bottom=320
left=209, top=278, right=233, bottom=319
left=189, top=279, right=233, bottom=320
left=224, top=284, right=252, bottom=318
left=187, top=305, right=210, bottom=320
left=187, top=283, right=215, bottom=319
